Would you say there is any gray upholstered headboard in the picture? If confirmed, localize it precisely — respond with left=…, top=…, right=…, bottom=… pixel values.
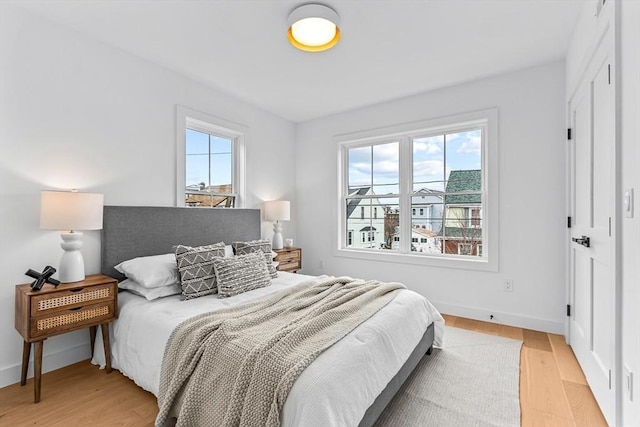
left=101, top=206, right=261, bottom=281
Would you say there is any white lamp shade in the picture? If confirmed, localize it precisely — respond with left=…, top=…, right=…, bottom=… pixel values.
left=41, top=191, right=104, bottom=231
left=263, top=200, right=290, bottom=221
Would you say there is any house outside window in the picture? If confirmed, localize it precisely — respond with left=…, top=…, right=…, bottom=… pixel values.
left=338, top=109, right=498, bottom=271
left=177, top=106, right=245, bottom=208
left=458, top=243, right=473, bottom=255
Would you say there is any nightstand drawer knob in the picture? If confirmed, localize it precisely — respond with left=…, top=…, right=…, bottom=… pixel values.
left=69, top=288, right=84, bottom=293
left=69, top=306, right=84, bottom=311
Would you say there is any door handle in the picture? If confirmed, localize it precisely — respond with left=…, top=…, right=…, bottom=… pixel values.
left=572, top=235, right=590, bottom=248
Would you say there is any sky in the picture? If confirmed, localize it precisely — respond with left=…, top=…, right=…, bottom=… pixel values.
left=348, top=129, right=482, bottom=195
left=185, top=128, right=233, bottom=189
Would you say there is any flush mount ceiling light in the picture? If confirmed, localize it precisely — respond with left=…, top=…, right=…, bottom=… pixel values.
left=287, top=4, right=340, bottom=52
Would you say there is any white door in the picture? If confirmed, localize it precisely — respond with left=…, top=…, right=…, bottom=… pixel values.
left=568, top=30, right=616, bottom=425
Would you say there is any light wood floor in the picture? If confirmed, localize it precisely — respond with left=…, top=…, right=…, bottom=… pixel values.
left=0, top=315, right=608, bottom=426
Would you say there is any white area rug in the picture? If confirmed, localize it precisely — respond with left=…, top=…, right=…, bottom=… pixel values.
left=376, top=326, right=522, bottom=427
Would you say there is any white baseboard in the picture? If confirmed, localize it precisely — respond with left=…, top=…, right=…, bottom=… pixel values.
left=0, top=343, right=91, bottom=388
left=432, top=301, right=565, bottom=335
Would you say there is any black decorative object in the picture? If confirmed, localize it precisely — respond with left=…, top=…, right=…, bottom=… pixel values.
left=25, top=266, right=60, bottom=291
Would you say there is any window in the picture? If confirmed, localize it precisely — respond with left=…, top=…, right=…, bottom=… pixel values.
left=347, top=230, right=353, bottom=246
left=338, top=109, right=497, bottom=271
left=177, top=106, right=245, bottom=208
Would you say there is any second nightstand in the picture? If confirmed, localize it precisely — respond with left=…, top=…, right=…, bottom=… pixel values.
left=15, top=274, right=118, bottom=403
left=274, top=247, right=302, bottom=273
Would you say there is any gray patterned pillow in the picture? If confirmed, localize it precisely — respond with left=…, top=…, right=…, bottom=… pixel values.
left=175, top=242, right=226, bottom=299
left=232, top=239, right=278, bottom=278
left=214, top=252, right=271, bottom=298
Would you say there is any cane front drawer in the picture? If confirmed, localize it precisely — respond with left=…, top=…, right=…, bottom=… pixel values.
left=30, top=301, right=116, bottom=339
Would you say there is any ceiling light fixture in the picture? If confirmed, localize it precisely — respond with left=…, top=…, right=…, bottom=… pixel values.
left=287, top=4, right=340, bottom=52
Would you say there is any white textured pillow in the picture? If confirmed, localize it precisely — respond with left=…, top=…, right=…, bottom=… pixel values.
left=232, top=240, right=278, bottom=278
left=118, top=279, right=181, bottom=301
left=214, top=252, right=271, bottom=298
left=114, top=253, right=179, bottom=288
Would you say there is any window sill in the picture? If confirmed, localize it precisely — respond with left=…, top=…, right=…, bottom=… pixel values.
left=334, top=248, right=498, bottom=272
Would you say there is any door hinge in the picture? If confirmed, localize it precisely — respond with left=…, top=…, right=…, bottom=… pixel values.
left=567, top=216, right=572, bottom=228
left=609, top=370, right=612, bottom=389
left=567, top=304, right=571, bottom=317
left=567, top=128, right=572, bottom=140
left=609, top=217, right=612, bottom=236
left=608, top=64, right=611, bottom=85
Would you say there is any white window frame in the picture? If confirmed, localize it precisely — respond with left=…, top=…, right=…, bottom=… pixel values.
left=176, top=105, right=246, bottom=207
left=335, top=108, right=499, bottom=272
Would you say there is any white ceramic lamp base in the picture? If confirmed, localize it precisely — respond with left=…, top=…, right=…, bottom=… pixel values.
left=58, top=231, right=86, bottom=283
left=271, top=221, right=284, bottom=250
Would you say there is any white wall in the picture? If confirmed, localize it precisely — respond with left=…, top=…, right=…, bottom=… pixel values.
left=619, top=0, right=640, bottom=424
left=295, top=61, right=567, bottom=333
left=0, top=4, right=296, bottom=387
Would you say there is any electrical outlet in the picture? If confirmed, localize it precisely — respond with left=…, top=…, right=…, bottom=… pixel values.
left=503, top=280, right=513, bottom=292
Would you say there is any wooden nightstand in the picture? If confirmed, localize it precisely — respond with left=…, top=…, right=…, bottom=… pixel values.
left=274, top=247, right=302, bottom=273
left=15, top=274, right=118, bottom=403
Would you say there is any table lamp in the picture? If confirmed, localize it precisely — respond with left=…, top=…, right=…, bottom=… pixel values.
left=263, top=200, right=290, bottom=250
left=40, top=190, right=104, bottom=283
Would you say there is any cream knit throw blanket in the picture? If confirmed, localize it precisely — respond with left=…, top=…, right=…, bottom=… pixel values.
left=155, top=276, right=405, bottom=427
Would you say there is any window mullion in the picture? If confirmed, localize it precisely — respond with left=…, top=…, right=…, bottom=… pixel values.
left=399, top=136, right=412, bottom=253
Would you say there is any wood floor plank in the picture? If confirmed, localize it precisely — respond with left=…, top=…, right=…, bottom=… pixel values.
left=440, top=313, right=457, bottom=327
left=524, top=408, right=577, bottom=427
left=472, top=319, right=501, bottom=336
left=524, top=347, right=575, bottom=419
left=548, top=334, right=588, bottom=385
left=563, top=381, right=608, bottom=427
left=497, top=324, right=524, bottom=341
left=520, top=346, right=531, bottom=426
left=522, top=329, right=553, bottom=351
left=451, top=316, right=477, bottom=331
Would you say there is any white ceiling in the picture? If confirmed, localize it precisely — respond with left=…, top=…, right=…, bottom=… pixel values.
left=14, top=0, right=586, bottom=123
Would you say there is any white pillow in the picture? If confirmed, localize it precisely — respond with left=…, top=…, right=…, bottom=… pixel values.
left=118, top=279, right=181, bottom=301
left=225, top=245, right=234, bottom=257
left=114, top=253, right=179, bottom=289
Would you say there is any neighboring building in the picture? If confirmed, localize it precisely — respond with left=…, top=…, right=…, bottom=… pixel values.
left=185, top=183, right=235, bottom=207
left=392, top=226, right=441, bottom=253
left=411, top=188, right=444, bottom=233
left=442, top=170, right=482, bottom=256
left=345, top=187, right=385, bottom=249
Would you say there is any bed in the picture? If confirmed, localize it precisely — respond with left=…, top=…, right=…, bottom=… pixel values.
left=93, top=206, right=444, bottom=427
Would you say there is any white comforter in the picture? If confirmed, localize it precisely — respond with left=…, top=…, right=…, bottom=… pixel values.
left=92, top=272, right=444, bottom=427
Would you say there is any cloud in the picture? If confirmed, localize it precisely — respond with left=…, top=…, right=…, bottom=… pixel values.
left=414, top=141, right=442, bottom=155
left=452, top=132, right=481, bottom=155
left=413, top=160, right=444, bottom=178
